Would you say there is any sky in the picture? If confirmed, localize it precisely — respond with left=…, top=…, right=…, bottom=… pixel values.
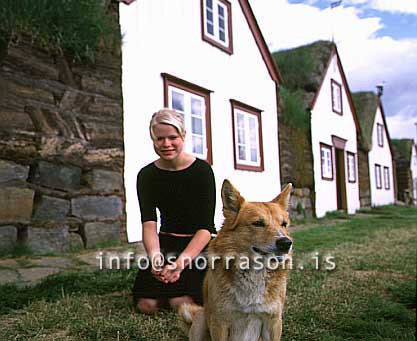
left=248, top=0, right=417, bottom=142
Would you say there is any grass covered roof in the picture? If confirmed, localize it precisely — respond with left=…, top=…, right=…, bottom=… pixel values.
left=352, top=92, right=379, bottom=151
left=392, top=139, right=414, bottom=163
left=273, top=40, right=334, bottom=109
left=0, top=0, right=119, bottom=63
left=273, top=40, right=335, bottom=132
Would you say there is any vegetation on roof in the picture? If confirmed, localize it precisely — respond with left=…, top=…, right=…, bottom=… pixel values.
left=0, top=0, right=119, bottom=63
left=392, top=139, right=414, bottom=163
left=279, top=87, right=311, bottom=133
left=273, top=40, right=334, bottom=94
left=273, top=41, right=335, bottom=133
left=352, top=91, right=379, bottom=151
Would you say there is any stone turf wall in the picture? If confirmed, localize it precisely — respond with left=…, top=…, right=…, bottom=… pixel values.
left=357, top=147, right=371, bottom=207
left=0, top=40, right=126, bottom=255
left=279, top=121, right=314, bottom=218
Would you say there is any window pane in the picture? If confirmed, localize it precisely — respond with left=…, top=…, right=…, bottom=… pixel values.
left=236, top=113, right=244, bottom=128
left=192, top=117, right=203, bottom=135
left=207, top=10, right=213, bottom=23
left=238, top=145, right=246, bottom=161
left=250, top=148, right=258, bottom=162
left=249, top=117, right=257, bottom=146
left=327, top=152, right=332, bottom=174
left=191, top=98, right=202, bottom=117
left=192, top=136, right=203, bottom=155
left=219, top=17, right=225, bottom=29
left=207, top=22, right=214, bottom=35
left=218, top=4, right=224, bottom=16
left=206, top=0, right=213, bottom=9
left=237, top=128, right=245, bottom=144
left=219, top=30, right=225, bottom=42
left=172, top=91, right=184, bottom=112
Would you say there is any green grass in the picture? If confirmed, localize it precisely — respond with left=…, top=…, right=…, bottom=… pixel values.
left=0, top=205, right=415, bottom=340
left=0, top=0, right=119, bottom=62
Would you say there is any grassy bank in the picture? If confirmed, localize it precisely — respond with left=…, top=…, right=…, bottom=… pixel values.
left=0, top=205, right=415, bottom=340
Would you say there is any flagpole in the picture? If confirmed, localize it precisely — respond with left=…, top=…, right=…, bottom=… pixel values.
left=330, top=1, right=342, bottom=43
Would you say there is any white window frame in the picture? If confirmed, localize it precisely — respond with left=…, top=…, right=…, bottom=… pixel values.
left=202, top=0, right=232, bottom=52
left=230, top=100, right=264, bottom=172
left=168, top=86, right=208, bottom=160
left=233, top=109, right=261, bottom=168
left=383, top=166, right=390, bottom=190
left=377, top=123, right=384, bottom=147
left=331, top=79, right=342, bottom=114
left=320, top=144, right=333, bottom=180
left=347, top=152, right=356, bottom=183
left=375, top=164, right=382, bottom=189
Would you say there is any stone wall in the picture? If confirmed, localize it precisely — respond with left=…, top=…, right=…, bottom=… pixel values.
left=279, top=122, right=314, bottom=218
left=0, top=38, right=125, bottom=254
left=395, top=159, right=413, bottom=204
left=287, top=186, right=313, bottom=220
left=357, top=147, right=371, bottom=207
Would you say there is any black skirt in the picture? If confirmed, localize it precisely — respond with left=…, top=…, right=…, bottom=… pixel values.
left=132, top=233, right=208, bottom=306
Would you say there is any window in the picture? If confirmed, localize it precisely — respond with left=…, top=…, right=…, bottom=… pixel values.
left=202, top=0, right=233, bottom=54
left=383, top=166, right=390, bottom=190
left=331, top=79, right=342, bottom=114
left=162, top=73, right=212, bottom=164
left=375, top=164, right=382, bottom=189
left=320, top=143, right=333, bottom=180
left=231, top=100, right=263, bottom=171
left=347, top=152, right=356, bottom=183
left=377, top=123, right=384, bottom=147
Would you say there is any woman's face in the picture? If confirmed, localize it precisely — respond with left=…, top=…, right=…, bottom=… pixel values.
left=152, top=123, right=185, bottom=161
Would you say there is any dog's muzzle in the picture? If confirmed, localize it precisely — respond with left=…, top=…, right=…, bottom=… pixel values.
left=252, top=236, right=293, bottom=258
left=275, top=236, right=292, bottom=254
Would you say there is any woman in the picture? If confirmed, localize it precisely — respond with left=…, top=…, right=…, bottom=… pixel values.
left=132, top=109, right=216, bottom=314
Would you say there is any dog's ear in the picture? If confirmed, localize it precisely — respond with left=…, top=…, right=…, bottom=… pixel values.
left=221, top=179, right=245, bottom=221
left=271, top=183, right=292, bottom=211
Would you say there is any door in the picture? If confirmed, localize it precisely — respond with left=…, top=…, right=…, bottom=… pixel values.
left=335, top=148, right=347, bottom=210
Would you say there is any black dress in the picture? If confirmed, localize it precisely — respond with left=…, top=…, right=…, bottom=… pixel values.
left=132, top=158, right=216, bottom=305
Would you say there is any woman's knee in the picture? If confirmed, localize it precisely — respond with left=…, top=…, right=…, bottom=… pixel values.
left=136, top=298, right=159, bottom=314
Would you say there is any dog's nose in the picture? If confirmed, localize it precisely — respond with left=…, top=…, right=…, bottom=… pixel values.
left=275, top=237, right=292, bottom=253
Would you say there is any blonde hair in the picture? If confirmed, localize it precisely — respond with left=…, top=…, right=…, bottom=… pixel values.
left=149, top=109, right=185, bottom=140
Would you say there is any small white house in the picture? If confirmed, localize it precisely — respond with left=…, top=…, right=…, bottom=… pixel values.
left=119, top=0, right=283, bottom=241
left=353, top=92, right=395, bottom=206
left=412, top=143, right=417, bottom=205
left=274, top=41, right=360, bottom=218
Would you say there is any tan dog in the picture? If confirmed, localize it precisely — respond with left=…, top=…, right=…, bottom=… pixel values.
left=179, top=180, right=293, bottom=341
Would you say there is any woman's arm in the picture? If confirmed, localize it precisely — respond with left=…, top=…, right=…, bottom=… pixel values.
left=142, top=221, right=164, bottom=279
left=142, top=221, right=159, bottom=256
left=160, top=229, right=211, bottom=283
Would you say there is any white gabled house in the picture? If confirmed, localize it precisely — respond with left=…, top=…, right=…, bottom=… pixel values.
left=412, top=143, right=417, bottom=206
left=273, top=41, right=360, bottom=218
left=352, top=91, right=395, bottom=207
left=119, top=0, right=283, bottom=241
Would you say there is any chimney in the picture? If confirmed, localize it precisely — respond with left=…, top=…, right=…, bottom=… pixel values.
left=376, top=84, right=384, bottom=97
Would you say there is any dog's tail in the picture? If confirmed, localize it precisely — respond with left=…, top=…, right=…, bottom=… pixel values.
left=178, top=303, right=203, bottom=333
left=178, top=303, right=209, bottom=340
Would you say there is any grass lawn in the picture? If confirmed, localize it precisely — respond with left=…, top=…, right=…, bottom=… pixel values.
left=0, top=205, right=415, bottom=340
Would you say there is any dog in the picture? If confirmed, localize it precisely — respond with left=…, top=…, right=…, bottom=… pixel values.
left=179, top=179, right=293, bottom=341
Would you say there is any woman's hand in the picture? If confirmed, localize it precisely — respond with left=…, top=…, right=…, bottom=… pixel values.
left=160, top=261, right=183, bottom=283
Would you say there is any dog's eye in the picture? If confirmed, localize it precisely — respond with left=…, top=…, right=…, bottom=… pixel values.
left=281, top=220, right=288, bottom=228
left=253, top=219, right=266, bottom=227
